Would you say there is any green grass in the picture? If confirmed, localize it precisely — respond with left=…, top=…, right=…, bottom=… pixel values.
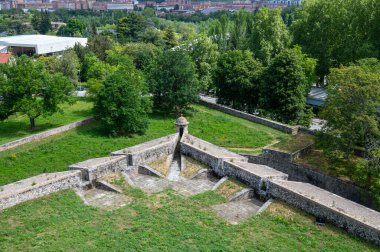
left=0, top=189, right=376, bottom=251
left=269, top=133, right=315, bottom=153
left=0, top=98, right=93, bottom=145
left=0, top=105, right=288, bottom=186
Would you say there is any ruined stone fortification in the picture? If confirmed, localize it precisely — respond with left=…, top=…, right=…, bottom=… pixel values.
left=1, top=117, right=379, bottom=246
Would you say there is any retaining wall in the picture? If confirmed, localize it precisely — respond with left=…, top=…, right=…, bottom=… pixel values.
left=111, top=134, right=179, bottom=166
left=268, top=180, right=380, bottom=246
left=0, top=171, right=81, bottom=210
left=69, top=156, right=127, bottom=182
left=262, top=143, right=313, bottom=162
left=199, top=99, right=299, bottom=135
left=0, top=118, right=95, bottom=153
left=246, top=155, right=376, bottom=209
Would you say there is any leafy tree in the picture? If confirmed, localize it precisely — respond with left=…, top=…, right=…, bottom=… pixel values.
left=31, top=10, right=51, bottom=34
left=116, top=13, right=147, bottom=40
left=319, top=62, right=380, bottom=158
left=0, top=56, right=73, bottom=129
left=207, top=14, right=231, bottom=52
left=163, top=26, right=178, bottom=49
left=122, top=42, right=162, bottom=70
left=230, top=10, right=249, bottom=50
left=139, top=27, right=165, bottom=47
left=87, top=34, right=114, bottom=61
left=94, top=67, right=152, bottom=136
left=214, top=50, right=263, bottom=112
left=186, top=35, right=219, bottom=92
left=291, top=0, right=378, bottom=82
left=249, top=7, right=291, bottom=65
left=147, top=49, right=199, bottom=113
left=57, top=19, right=85, bottom=37
left=261, top=48, right=314, bottom=126
left=56, top=50, right=80, bottom=83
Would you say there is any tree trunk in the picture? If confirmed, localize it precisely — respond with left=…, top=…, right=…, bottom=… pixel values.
left=30, top=117, right=35, bottom=130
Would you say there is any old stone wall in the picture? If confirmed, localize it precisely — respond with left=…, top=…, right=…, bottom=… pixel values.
left=246, top=155, right=375, bottom=209
left=111, top=134, right=179, bottom=166
left=199, top=99, right=299, bottom=135
left=268, top=180, right=380, bottom=246
left=262, top=143, right=313, bottom=163
left=69, top=156, right=127, bottom=182
left=0, top=118, right=95, bottom=153
left=0, top=171, right=81, bottom=210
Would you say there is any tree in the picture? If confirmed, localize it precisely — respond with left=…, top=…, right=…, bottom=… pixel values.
left=291, top=0, right=379, bottom=83
left=122, top=42, right=162, bottom=70
left=116, top=13, right=147, bottom=40
left=163, top=26, right=178, bottom=49
left=94, top=67, right=152, bottom=136
left=87, top=34, right=114, bottom=61
left=0, top=56, right=73, bottom=129
left=186, top=35, right=219, bottom=92
left=138, top=27, right=165, bottom=47
left=147, top=49, right=199, bottom=113
left=56, top=50, right=80, bottom=83
left=57, top=19, right=85, bottom=37
left=230, top=10, right=249, bottom=50
left=31, top=10, right=51, bottom=34
left=261, top=48, right=314, bottom=126
left=249, top=7, right=291, bottom=65
left=214, top=50, right=263, bottom=112
left=319, top=62, right=380, bottom=158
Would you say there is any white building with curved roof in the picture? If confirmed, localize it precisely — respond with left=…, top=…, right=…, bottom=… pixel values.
left=0, top=35, right=87, bottom=56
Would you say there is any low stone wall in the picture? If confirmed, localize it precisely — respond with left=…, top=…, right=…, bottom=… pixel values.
left=111, top=134, right=179, bottom=166
left=268, top=180, right=380, bottom=246
left=0, top=118, right=95, bottom=153
left=246, top=155, right=376, bottom=209
left=69, top=156, right=127, bottom=182
left=0, top=171, right=81, bottom=210
left=199, top=99, right=298, bottom=135
left=223, top=161, right=288, bottom=194
left=180, top=134, right=247, bottom=173
left=262, top=143, right=313, bottom=163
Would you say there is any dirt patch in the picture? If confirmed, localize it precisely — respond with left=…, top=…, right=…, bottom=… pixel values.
left=216, top=179, right=246, bottom=198
left=148, top=155, right=172, bottom=176
left=181, top=156, right=208, bottom=178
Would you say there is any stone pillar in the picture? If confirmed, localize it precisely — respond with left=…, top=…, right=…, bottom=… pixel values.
left=175, top=116, right=189, bottom=137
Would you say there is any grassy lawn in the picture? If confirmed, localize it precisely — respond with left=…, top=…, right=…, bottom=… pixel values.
left=0, top=105, right=289, bottom=186
left=0, top=98, right=93, bottom=145
left=269, top=133, right=315, bottom=153
left=0, top=189, right=376, bottom=251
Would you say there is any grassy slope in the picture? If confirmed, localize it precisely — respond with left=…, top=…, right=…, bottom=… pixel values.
left=0, top=189, right=376, bottom=251
left=0, top=98, right=93, bottom=145
left=0, top=105, right=288, bottom=186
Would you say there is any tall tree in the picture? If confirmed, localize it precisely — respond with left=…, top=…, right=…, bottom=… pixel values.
left=147, top=49, right=199, bottom=113
left=163, top=26, right=178, bottom=49
left=249, top=7, right=291, bottom=65
left=214, top=50, right=263, bottom=112
left=94, top=66, right=152, bottom=136
left=116, top=13, right=147, bottom=41
left=261, top=48, right=314, bottom=126
left=87, top=34, right=114, bottom=61
left=57, top=19, right=85, bottom=37
left=0, top=56, right=73, bottom=129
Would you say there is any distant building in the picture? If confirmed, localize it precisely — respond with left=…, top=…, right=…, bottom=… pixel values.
left=0, top=35, right=87, bottom=56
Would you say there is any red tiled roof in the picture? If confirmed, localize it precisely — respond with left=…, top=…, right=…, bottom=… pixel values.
left=0, top=53, right=11, bottom=64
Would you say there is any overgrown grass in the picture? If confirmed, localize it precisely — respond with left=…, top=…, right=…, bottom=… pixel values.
left=0, top=98, right=93, bottom=144
left=216, top=178, right=246, bottom=198
left=0, top=189, right=376, bottom=251
left=269, top=133, right=315, bottom=153
left=0, top=105, right=288, bottom=186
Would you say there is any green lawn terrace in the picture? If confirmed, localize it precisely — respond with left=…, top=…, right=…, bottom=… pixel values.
left=0, top=189, right=377, bottom=251
left=0, top=104, right=289, bottom=186
left=0, top=98, right=93, bottom=145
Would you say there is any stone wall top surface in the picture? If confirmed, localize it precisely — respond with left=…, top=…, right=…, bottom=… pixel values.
left=69, top=156, right=125, bottom=170
left=181, top=134, right=246, bottom=160
left=0, top=170, right=81, bottom=199
left=111, top=133, right=178, bottom=155
left=233, top=161, right=288, bottom=179
left=271, top=180, right=380, bottom=230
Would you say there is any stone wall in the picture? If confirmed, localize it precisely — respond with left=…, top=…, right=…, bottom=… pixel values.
left=268, top=180, right=380, bottom=246
left=262, top=143, right=313, bottom=163
left=246, top=155, right=376, bottom=209
left=0, top=171, right=81, bottom=210
left=199, top=99, right=299, bottom=135
left=69, top=156, right=127, bottom=182
left=111, top=134, right=179, bottom=166
left=0, top=118, right=95, bottom=153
